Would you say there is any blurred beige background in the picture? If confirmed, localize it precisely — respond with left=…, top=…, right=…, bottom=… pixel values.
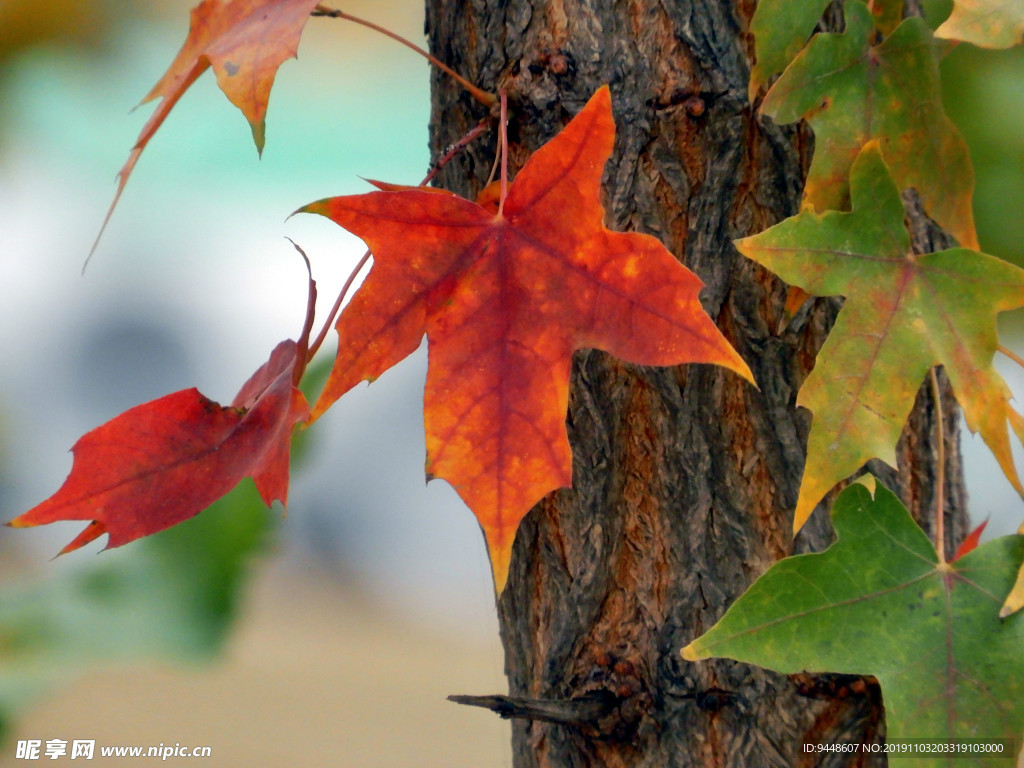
left=6, top=560, right=511, bottom=768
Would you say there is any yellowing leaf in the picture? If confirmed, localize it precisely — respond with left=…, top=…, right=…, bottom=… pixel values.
left=144, top=0, right=318, bottom=153
left=1000, top=558, right=1024, bottom=617
left=94, top=0, right=319, bottom=257
left=762, top=1, right=978, bottom=250
left=935, top=0, right=1024, bottom=48
left=736, top=142, right=1024, bottom=531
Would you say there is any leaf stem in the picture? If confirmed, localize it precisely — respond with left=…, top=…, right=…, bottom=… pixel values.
left=305, top=115, right=492, bottom=365
left=497, top=91, right=508, bottom=217
left=312, top=5, right=497, bottom=108
left=286, top=238, right=318, bottom=380
left=306, top=249, right=371, bottom=362
left=421, top=115, right=493, bottom=188
left=999, top=344, right=1024, bottom=370
left=930, top=367, right=946, bottom=564
left=485, top=143, right=501, bottom=188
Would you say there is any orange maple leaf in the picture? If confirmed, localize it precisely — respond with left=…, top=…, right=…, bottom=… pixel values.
left=8, top=340, right=310, bottom=553
left=94, top=0, right=319, bottom=257
left=301, top=86, right=754, bottom=591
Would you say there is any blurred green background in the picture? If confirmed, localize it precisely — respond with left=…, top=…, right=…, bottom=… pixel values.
left=0, top=1, right=1021, bottom=765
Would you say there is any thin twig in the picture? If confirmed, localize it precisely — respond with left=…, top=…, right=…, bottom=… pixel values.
left=930, top=367, right=947, bottom=564
left=312, top=5, right=496, bottom=107
left=448, top=693, right=615, bottom=726
left=421, top=115, right=494, bottom=188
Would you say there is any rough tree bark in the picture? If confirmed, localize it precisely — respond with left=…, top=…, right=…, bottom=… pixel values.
left=425, top=2, right=968, bottom=766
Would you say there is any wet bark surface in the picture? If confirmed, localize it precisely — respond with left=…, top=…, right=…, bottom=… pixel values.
left=425, top=2, right=966, bottom=766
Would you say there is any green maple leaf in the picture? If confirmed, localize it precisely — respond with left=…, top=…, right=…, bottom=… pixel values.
left=762, top=0, right=978, bottom=250
left=747, top=0, right=904, bottom=99
left=735, top=141, right=1024, bottom=531
left=748, top=0, right=832, bottom=99
left=684, top=482, right=1024, bottom=765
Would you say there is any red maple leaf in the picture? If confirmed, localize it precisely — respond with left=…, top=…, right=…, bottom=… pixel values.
left=8, top=340, right=310, bottom=553
left=301, top=86, right=754, bottom=590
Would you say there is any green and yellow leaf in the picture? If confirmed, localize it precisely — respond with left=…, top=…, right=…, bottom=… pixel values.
left=736, top=142, right=1024, bottom=531
left=762, top=0, right=978, bottom=249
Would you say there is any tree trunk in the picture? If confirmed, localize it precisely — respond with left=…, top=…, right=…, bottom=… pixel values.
left=424, top=2, right=968, bottom=766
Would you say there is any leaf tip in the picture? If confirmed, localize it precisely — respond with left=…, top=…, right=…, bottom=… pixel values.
left=85, top=149, right=139, bottom=271
left=791, top=500, right=815, bottom=536
left=782, top=287, right=811, bottom=325
left=999, top=562, right=1024, bottom=618
left=852, top=474, right=877, bottom=496
left=251, top=119, right=267, bottom=157
left=952, top=517, right=989, bottom=562
left=732, top=234, right=760, bottom=266
left=293, top=198, right=330, bottom=220
left=680, top=643, right=703, bottom=662
left=734, top=356, right=757, bottom=388
left=593, top=83, right=612, bottom=107
left=489, top=538, right=512, bottom=596
left=59, top=521, right=108, bottom=556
